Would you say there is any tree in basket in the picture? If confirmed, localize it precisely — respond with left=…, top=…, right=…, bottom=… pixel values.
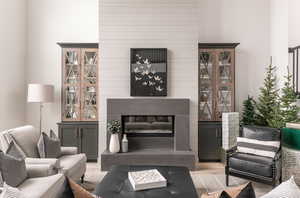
left=255, top=59, right=279, bottom=126
left=107, top=120, right=121, bottom=153
left=241, top=96, right=256, bottom=125
left=279, top=69, right=299, bottom=124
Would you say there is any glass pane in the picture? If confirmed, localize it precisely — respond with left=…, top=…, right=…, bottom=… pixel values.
left=83, top=52, right=97, bottom=84
left=218, top=51, right=232, bottom=84
left=217, top=86, right=232, bottom=119
left=65, top=50, right=80, bottom=84
left=65, top=51, right=79, bottom=65
left=64, top=86, right=80, bottom=119
left=82, top=86, right=97, bottom=120
left=199, top=51, right=214, bottom=120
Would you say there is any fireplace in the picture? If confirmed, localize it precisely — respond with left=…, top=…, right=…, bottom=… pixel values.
left=101, top=98, right=195, bottom=171
left=122, top=115, right=174, bottom=137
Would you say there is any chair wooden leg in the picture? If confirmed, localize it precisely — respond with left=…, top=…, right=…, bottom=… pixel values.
left=81, top=174, right=85, bottom=184
left=226, top=174, right=229, bottom=186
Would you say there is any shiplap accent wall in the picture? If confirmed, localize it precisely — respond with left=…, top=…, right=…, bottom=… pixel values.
left=99, top=0, right=199, bottom=159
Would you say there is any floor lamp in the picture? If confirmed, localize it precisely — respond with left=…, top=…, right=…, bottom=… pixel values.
left=27, top=84, right=54, bottom=133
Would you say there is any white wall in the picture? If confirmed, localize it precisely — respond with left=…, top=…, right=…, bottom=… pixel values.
left=289, top=0, right=300, bottom=47
left=0, top=0, right=27, bottom=131
left=270, top=0, right=288, bottom=86
left=198, top=0, right=271, bottom=106
left=26, top=0, right=98, bottom=133
left=99, top=0, right=199, bottom=158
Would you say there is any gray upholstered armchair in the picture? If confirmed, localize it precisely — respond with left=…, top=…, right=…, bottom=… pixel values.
left=0, top=125, right=87, bottom=182
left=225, top=125, right=282, bottom=187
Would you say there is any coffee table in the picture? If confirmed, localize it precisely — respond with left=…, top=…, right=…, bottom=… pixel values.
left=93, top=165, right=198, bottom=198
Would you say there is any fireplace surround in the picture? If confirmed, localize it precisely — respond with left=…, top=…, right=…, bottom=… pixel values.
left=101, top=98, right=195, bottom=170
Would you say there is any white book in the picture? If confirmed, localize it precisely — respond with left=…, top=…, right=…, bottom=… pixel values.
left=128, top=169, right=167, bottom=191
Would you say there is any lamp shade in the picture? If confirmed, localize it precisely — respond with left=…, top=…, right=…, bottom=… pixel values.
left=27, top=84, right=54, bottom=103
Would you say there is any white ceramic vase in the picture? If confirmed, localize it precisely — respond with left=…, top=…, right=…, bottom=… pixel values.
left=109, top=133, right=120, bottom=153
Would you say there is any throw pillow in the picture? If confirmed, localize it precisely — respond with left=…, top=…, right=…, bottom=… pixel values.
left=0, top=183, right=23, bottom=198
left=37, top=132, right=61, bottom=158
left=67, top=178, right=101, bottom=198
left=261, top=176, right=300, bottom=198
left=5, top=141, right=26, bottom=159
left=0, top=151, right=27, bottom=187
left=237, top=137, right=280, bottom=158
left=201, top=191, right=231, bottom=198
left=201, top=183, right=256, bottom=198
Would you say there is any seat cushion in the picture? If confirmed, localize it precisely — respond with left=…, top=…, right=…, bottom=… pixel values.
left=229, top=152, right=274, bottom=177
left=9, top=125, right=40, bottom=158
left=94, top=165, right=198, bottom=198
left=18, top=174, right=66, bottom=198
left=59, top=154, right=87, bottom=181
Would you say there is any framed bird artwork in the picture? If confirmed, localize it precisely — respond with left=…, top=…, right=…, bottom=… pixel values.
left=130, top=48, right=167, bottom=96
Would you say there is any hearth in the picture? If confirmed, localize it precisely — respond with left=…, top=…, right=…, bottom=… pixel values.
left=122, top=115, right=174, bottom=137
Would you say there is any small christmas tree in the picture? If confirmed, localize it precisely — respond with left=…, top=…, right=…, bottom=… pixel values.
left=241, top=96, right=256, bottom=125
left=255, top=58, right=279, bottom=126
left=280, top=68, right=299, bottom=124
left=267, top=103, right=284, bottom=128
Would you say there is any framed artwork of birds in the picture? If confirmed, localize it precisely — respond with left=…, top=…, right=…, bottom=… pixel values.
left=130, top=48, right=167, bottom=96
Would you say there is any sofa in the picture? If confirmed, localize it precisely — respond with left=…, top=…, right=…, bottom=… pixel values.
left=0, top=125, right=87, bottom=182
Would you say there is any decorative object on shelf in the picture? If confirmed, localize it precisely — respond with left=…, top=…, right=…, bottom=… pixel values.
left=222, top=112, right=239, bottom=150
left=122, top=133, right=128, bottom=153
left=198, top=43, right=239, bottom=162
left=128, top=169, right=167, bottom=191
left=58, top=43, right=98, bottom=122
left=107, top=120, right=121, bottom=153
left=27, top=84, right=54, bottom=133
left=130, top=48, right=167, bottom=96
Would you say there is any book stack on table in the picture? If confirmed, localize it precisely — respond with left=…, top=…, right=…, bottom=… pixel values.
left=128, top=169, right=167, bottom=191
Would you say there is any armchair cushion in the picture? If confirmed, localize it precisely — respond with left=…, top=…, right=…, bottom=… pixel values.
left=228, top=152, right=273, bottom=177
left=26, top=164, right=58, bottom=178
left=9, top=125, right=40, bottom=158
left=25, top=158, right=60, bottom=170
left=61, top=147, right=78, bottom=156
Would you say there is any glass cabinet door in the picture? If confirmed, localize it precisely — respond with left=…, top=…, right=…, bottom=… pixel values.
left=63, top=49, right=81, bottom=121
left=216, top=49, right=234, bottom=120
left=199, top=50, right=215, bottom=121
left=81, top=49, right=98, bottom=121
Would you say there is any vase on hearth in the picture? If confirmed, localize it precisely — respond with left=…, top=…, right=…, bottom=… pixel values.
left=109, top=133, right=120, bottom=153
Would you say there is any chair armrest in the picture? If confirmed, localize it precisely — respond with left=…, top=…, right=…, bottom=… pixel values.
left=273, top=150, right=282, bottom=161
left=26, top=164, right=58, bottom=178
left=226, top=146, right=237, bottom=155
left=25, top=158, right=61, bottom=170
left=61, top=147, right=78, bottom=155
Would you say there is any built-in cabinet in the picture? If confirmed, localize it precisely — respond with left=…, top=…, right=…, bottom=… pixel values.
left=57, top=43, right=99, bottom=161
left=198, top=43, right=239, bottom=161
left=57, top=122, right=98, bottom=161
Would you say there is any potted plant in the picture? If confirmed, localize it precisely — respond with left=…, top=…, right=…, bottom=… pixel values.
left=107, top=120, right=121, bottom=153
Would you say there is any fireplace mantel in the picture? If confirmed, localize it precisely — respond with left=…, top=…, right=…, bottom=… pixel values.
left=102, top=98, right=195, bottom=171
